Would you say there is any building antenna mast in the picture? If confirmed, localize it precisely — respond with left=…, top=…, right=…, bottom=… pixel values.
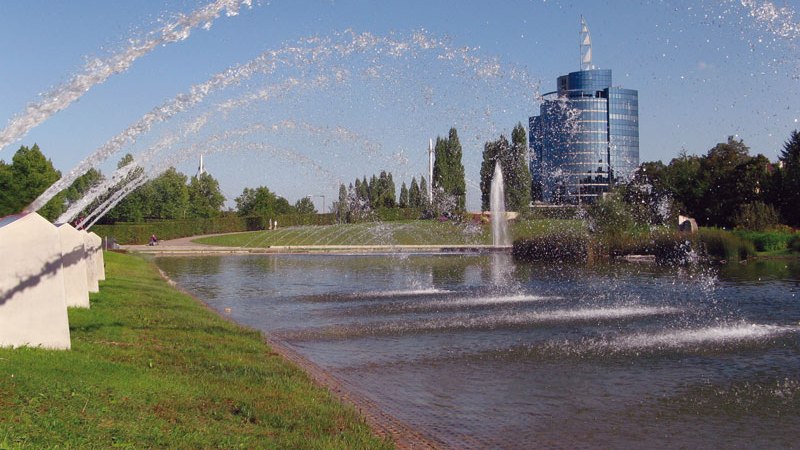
left=428, top=138, right=434, bottom=204
left=580, top=15, right=594, bottom=71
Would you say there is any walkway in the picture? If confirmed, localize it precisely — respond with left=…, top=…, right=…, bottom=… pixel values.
left=122, top=233, right=509, bottom=255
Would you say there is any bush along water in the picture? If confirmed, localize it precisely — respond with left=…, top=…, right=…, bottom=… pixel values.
left=513, top=226, right=756, bottom=265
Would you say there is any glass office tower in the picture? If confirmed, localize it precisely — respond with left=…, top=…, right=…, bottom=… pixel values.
left=529, top=64, right=639, bottom=203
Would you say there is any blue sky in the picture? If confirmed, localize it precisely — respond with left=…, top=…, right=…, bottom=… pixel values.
left=1, top=0, right=799, bottom=211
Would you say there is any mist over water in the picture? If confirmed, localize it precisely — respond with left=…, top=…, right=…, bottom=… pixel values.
left=0, top=0, right=254, bottom=153
left=158, top=254, right=800, bottom=448
left=33, top=29, right=539, bottom=221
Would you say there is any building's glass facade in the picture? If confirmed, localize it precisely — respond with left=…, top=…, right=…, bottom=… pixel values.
left=529, top=69, right=639, bottom=203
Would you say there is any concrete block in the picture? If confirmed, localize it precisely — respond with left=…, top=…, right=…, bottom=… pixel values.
left=58, top=224, right=90, bottom=308
left=0, top=213, right=71, bottom=350
left=82, top=230, right=99, bottom=293
left=88, top=232, right=105, bottom=281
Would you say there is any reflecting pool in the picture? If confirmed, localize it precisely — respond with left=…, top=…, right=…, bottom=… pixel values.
left=157, top=254, right=800, bottom=448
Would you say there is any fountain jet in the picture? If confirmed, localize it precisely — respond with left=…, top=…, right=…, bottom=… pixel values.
left=490, top=162, right=510, bottom=247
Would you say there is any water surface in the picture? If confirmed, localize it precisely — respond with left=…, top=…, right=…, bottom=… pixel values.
left=157, top=254, right=800, bottom=449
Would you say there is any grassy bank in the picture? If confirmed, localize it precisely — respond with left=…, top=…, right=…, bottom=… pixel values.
left=0, top=252, right=390, bottom=449
left=195, top=220, right=493, bottom=247
left=193, top=219, right=585, bottom=247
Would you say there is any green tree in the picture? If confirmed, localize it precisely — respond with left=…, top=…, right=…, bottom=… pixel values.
left=418, top=176, right=429, bottom=210
left=358, top=176, right=370, bottom=207
left=294, top=196, right=317, bottom=214
left=399, top=182, right=409, bottom=208
left=508, top=123, right=532, bottom=212
left=375, top=171, right=395, bottom=208
left=779, top=130, right=800, bottom=226
left=148, top=168, right=190, bottom=219
left=336, top=183, right=349, bottom=222
left=480, top=124, right=532, bottom=213
left=479, top=138, right=501, bottom=211
left=188, top=172, right=225, bottom=218
left=235, top=186, right=290, bottom=218
left=662, top=151, right=704, bottom=219
left=733, top=201, right=780, bottom=231
left=409, top=177, right=420, bottom=209
left=0, top=144, right=64, bottom=220
left=65, top=168, right=103, bottom=203
left=105, top=154, right=148, bottom=222
left=638, top=137, right=775, bottom=228
left=432, top=128, right=466, bottom=212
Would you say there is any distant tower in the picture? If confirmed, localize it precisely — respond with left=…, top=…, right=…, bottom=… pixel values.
left=196, top=154, right=206, bottom=177
left=428, top=138, right=434, bottom=203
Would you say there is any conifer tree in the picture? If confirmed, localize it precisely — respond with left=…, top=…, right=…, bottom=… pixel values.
left=399, top=182, right=409, bottom=208
left=409, top=177, right=420, bottom=208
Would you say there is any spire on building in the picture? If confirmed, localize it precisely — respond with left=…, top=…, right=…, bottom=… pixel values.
left=580, top=15, right=594, bottom=71
left=197, top=154, right=206, bottom=177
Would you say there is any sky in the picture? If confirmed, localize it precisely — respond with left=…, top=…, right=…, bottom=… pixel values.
left=1, top=0, right=799, bottom=213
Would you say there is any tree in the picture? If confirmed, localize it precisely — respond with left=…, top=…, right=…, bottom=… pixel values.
left=235, top=186, right=285, bottom=217
left=409, top=177, right=421, bottom=209
left=105, top=154, right=149, bottom=222
left=480, top=124, right=532, bottom=213
left=147, top=168, right=190, bottom=219
left=0, top=144, right=64, bottom=220
left=399, top=182, right=409, bottom=208
left=188, top=172, right=225, bottom=218
left=294, top=197, right=317, bottom=214
left=733, top=202, right=780, bottom=231
left=418, top=176, right=429, bottom=210
left=358, top=176, right=370, bottom=207
left=479, top=138, right=500, bottom=211
left=697, top=137, right=750, bottom=226
left=335, top=183, right=348, bottom=222
left=507, top=123, right=532, bottom=212
left=374, top=171, right=396, bottom=208
left=432, top=128, right=466, bottom=212
left=779, top=130, right=800, bottom=226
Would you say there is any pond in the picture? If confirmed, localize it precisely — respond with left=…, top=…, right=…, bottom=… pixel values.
left=157, top=254, right=800, bottom=449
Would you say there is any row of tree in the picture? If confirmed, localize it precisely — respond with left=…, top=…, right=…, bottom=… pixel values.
left=333, top=171, right=432, bottom=221
left=479, top=122, right=532, bottom=212
left=0, top=144, right=101, bottom=221
left=621, top=131, right=800, bottom=229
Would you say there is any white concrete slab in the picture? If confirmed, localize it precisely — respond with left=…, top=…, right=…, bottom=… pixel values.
left=88, top=232, right=105, bottom=281
left=58, top=224, right=90, bottom=308
left=82, top=230, right=99, bottom=293
left=0, top=213, right=71, bottom=350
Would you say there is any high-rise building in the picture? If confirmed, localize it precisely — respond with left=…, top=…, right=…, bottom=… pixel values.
left=529, top=17, right=639, bottom=203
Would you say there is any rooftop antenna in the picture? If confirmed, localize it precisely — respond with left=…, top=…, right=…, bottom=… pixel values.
left=428, top=138, right=434, bottom=203
left=197, top=154, right=206, bottom=177
left=580, top=15, right=594, bottom=71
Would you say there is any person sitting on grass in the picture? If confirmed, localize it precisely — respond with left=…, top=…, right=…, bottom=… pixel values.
left=149, top=234, right=158, bottom=246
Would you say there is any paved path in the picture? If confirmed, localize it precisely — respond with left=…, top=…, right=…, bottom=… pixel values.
left=122, top=233, right=510, bottom=255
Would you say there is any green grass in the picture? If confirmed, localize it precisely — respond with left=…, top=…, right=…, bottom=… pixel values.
left=194, top=219, right=585, bottom=247
left=0, top=252, right=391, bottom=449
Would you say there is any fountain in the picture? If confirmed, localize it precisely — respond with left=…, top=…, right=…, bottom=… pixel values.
left=490, top=162, right=510, bottom=247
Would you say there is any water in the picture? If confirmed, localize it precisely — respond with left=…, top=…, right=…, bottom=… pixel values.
left=157, top=254, right=800, bottom=449
left=490, top=162, right=510, bottom=247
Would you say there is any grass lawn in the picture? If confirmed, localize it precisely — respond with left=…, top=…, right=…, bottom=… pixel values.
left=0, top=252, right=390, bottom=449
left=194, top=219, right=585, bottom=247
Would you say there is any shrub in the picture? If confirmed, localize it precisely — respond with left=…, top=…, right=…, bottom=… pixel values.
left=732, top=202, right=781, bottom=231
left=734, top=230, right=794, bottom=252
left=512, top=231, right=591, bottom=263
left=698, top=228, right=755, bottom=261
left=789, top=235, right=800, bottom=253
left=587, top=191, right=636, bottom=237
